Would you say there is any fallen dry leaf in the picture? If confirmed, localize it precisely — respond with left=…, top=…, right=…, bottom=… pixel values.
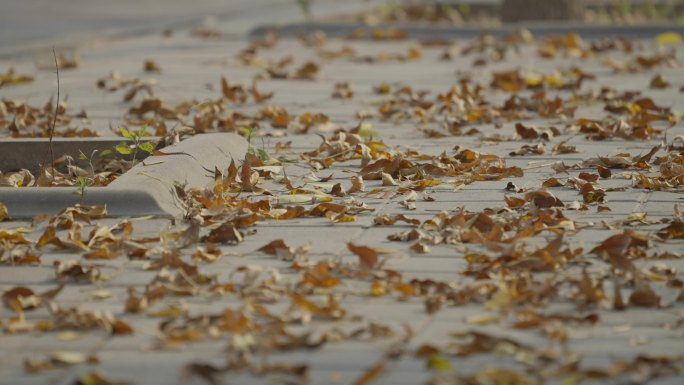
left=347, top=242, right=380, bottom=270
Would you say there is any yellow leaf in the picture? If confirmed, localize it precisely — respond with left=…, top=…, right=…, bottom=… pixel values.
left=465, top=313, right=502, bottom=325
left=427, top=354, right=452, bottom=372
left=525, top=74, right=543, bottom=88
left=482, top=368, right=534, bottom=385
left=147, top=304, right=186, bottom=318
left=289, top=187, right=331, bottom=196
left=655, top=32, right=682, bottom=45
left=329, top=213, right=356, bottom=223
left=0, top=202, right=8, bottom=221
left=0, top=68, right=34, bottom=86
left=370, top=280, right=386, bottom=296
left=413, top=179, right=441, bottom=188
left=277, top=194, right=332, bottom=204
left=358, top=123, right=379, bottom=138
left=558, top=374, right=581, bottom=385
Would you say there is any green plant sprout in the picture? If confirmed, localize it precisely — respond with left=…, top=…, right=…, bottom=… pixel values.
left=617, top=0, right=632, bottom=17
left=239, top=126, right=257, bottom=144
left=108, top=126, right=155, bottom=165
left=296, top=0, right=312, bottom=21
left=75, top=176, right=93, bottom=202
left=239, top=126, right=270, bottom=161
left=458, top=3, right=471, bottom=19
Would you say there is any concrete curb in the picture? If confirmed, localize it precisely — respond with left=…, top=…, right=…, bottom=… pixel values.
left=250, top=22, right=684, bottom=40
left=0, top=137, right=156, bottom=171
left=0, top=133, right=247, bottom=219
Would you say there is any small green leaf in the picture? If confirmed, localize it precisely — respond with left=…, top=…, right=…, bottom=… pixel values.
left=99, top=149, right=113, bottom=157
left=114, top=142, right=133, bottom=155
left=239, top=127, right=256, bottom=141
left=137, top=126, right=148, bottom=138
left=138, top=142, right=154, bottom=153
left=78, top=150, right=88, bottom=160
left=120, top=127, right=135, bottom=140
left=77, top=176, right=91, bottom=188
left=256, top=148, right=270, bottom=161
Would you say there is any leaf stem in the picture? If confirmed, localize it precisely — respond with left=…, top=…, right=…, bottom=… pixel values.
left=49, top=47, right=59, bottom=180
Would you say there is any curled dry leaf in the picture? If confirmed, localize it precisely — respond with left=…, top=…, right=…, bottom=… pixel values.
left=657, top=219, right=684, bottom=240
left=202, top=222, right=244, bottom=244
left=54, top=261, right=102, bottom=283
left=590, top=232, right=637, bottom=273
left=24, top=351, right=99, bottom=373
left=2, top=285, right=63, bottom=315
left=351, top=359, right=385, bottom=385
left=524, top=190, right=564, bottom=209
left=374, top=214, right=420, bottom=226
left=258, top=239, right=288, bottom=256
left=347, top=242, right=379, bottom=270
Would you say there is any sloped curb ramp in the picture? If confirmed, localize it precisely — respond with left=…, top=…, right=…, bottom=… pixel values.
left=0, top=133, right=247, bottom=218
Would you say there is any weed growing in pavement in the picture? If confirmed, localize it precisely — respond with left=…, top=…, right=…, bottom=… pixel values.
left=105, top=126, right=155, bottom=166
left=239, top=126, right=270, bottom=161
left=75, top=176, right=93, bottom=202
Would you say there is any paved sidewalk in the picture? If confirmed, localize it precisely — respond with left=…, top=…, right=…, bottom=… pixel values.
left=1, top=3, right=684, bottom=385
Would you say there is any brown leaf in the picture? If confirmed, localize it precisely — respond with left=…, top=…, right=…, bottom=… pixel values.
left=3, top=287, right=36, bottom=313
left=111, top=319, right=134, bottom=335
left=347, top=242, right=379, bottom=270
left=524, top=190, right=564, bottom=208
left=504, top=195, right=526, bottom=209
left=258, top=239, right=289, bottom=256
left=124, top=287, right=147, bottom=313
left=410, top=241, right=431, bottom=254
left=202, top=222, right=243, bottom=244
left=515, top=123, right=540, bottom=139
left=143, top=59, right=161, bottom=73
left=597, top=165, right=611, bottom=178
left=590, top=232, right=635, bottom=273
left=54, top=261, right=102, bottom=283
left=330, top=183, right=347, bottom=197
left=37, top=225, right=58, bottom=248
left=192, top=244, right=222, bottom=263
left=373, top=214, right=420, bottom=226
left=293, top=61, right=319, bottom=80
left=251, top=82, right=274, bottom=103
left=657, top=220, right=684, bottom=240
left=351, top=359, right=386, bottom=385
left=629, top=278, right=660, bottom=308
left=542, top=178, right=563, bottom=188
left=649, top=74, right=670, bottom=89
